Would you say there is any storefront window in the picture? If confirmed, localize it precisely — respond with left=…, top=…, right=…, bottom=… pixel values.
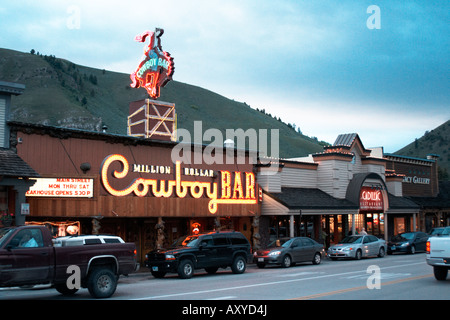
left=394, top=217, right=405, bottom=234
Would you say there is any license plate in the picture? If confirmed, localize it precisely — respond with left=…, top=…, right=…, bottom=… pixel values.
left=258, top=258, right=264, bottom=262
left=391, top=246, right=396, bottom=250
left=152, top=266, right=159, bottom=271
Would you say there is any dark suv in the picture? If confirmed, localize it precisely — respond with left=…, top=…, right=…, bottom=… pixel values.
left=145, top=231, right=251, bottom=279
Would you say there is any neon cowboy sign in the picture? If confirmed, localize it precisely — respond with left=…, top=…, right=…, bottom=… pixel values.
left=130, top=28, right=175, bottom=99
left=100, top=154, right=259, bottom=214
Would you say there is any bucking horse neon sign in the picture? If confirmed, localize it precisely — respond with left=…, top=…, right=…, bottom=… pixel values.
left=130, top=28, right=174, bottom=99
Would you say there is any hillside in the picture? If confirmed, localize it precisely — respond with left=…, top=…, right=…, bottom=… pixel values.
left=395, top=120, right=450, bottom=180
left=0, top=48, right=326, bottom=158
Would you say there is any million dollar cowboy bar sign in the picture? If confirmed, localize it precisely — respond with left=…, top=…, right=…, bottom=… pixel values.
left=100, top=154, right=260, bottom=214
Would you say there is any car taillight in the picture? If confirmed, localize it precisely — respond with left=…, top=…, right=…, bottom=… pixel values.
left=426, top=241, right=430, bottom=254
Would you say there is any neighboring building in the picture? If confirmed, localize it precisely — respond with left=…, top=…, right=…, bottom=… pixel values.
left=385, top=153, right=449, bottom=232
left=257, top=133, right=422, bottom=248
left=0, top=81, right=39, bottom=227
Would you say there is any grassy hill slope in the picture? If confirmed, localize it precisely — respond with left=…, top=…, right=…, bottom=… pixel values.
left=1, top=48, right=325, bottom=158
left=395, top=120, right=450, bottom=180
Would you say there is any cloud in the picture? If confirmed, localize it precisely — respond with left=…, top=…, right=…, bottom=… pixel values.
left=0, top=0, right=448, bottom=151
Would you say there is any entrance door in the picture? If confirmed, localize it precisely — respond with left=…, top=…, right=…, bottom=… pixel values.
left=394, top=217, right=406, bottom=234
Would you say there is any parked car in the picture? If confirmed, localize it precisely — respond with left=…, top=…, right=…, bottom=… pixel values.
left=145, top=231, right=251, bottom=279
left=328, top=235, right=386, bottom=260
left=426, top=228, right=450, bottom=280
left=429, top=227, right=447, bottom=237
left=53, top=234, right=125, bottom=246
left=0, top=225, right=138, bottom=298
left=387, top=231, right=429, bottom=254
left=253, top=237, right=324, bottom=268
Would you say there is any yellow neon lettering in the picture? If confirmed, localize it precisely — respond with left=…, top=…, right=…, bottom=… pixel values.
left=101, top=154, right=257, bottom=214
left=221, top=171, right=231, bottom=199
left=232, top=172, right=244, bottom=199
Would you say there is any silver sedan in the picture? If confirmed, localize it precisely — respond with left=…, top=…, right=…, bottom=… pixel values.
left=328, top=235, right=386, bottom=260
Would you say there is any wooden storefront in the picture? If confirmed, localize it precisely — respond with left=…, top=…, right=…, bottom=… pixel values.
left=10, top=122, right=261, bottom=264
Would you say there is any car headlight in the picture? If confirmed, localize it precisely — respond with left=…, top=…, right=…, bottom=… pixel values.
left=342, top=247, right=353, bottom=251
left=268, top=251, right=281, bottom=256
left=400, top=243, right=409, bottom=247
left=165, top=254, right=176, bottom=260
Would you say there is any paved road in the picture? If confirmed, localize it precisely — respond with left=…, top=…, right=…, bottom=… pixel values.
left=0, top=252, right=447, bottom=301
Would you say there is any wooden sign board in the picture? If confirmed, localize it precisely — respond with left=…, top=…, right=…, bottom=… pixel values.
left=127, top=99, right=176, bottom=141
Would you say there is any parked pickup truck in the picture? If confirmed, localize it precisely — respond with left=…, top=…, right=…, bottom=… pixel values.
left=426, top=226, right=450, bottom=280
left=0, top=225, right=139, bottom=298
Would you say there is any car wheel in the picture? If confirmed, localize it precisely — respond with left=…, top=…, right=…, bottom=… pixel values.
left=433, top=267, right=448, bottom=281
left=355, top=250, right=362, bottom=260
left=281, top=255, right=292, bottom=268
left=231, top=256, right=246, bottom=274
left=410, top=245, right=416, bottom=254
left=378, top=247, right=385, bottom=258
left=178, top=259, right=194, bottom=279
left=312, top=253, right=321, bottom=265
left=87, top=268, right=118, bottom=299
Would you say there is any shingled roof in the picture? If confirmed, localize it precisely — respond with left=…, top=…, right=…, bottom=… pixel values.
left=268, top=187, right=359, bottom=210
left=0, top=148, right=39, bottom=178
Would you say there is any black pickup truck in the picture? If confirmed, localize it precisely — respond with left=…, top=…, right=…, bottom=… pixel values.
left=0, top=225, right=139, bottom=298
left=145, top=231, right=251, bottom=279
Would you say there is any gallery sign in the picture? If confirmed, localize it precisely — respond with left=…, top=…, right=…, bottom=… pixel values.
left=100, top=154, right=259, bottom=214
left=402, top=176, right=430, bottom=185
left=130, top=28, right=174, bottom=99
left=359, top=187, right=383, bottom=212
left=26, top=178, right=93, bottom=198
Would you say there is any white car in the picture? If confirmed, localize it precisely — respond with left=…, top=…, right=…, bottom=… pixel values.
left=426, top=226, right=450, bottom=280
left=53, top=234, right=125, bottom=247
left=328, top=235, right=386, bottom=260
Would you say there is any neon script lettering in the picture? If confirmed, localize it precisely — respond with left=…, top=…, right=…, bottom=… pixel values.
left=100, top=154, right=258, bottom=214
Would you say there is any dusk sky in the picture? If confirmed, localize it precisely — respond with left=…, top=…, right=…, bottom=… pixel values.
left=1, top=0, right=448, bottom=153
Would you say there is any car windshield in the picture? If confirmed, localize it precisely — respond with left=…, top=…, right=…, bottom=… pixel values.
left=268, top=238, right=293, bottom=248
left=392, top=233, right=414, bottom=241
left=0, top=228, right=13, bottom=246
left=172, top=235, right=199, bottom=247
left=339, top=236, right=363, bottom=244
left=430, top=228, right=444, bottom=235
left=442, top=227, right=450, bottom=236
